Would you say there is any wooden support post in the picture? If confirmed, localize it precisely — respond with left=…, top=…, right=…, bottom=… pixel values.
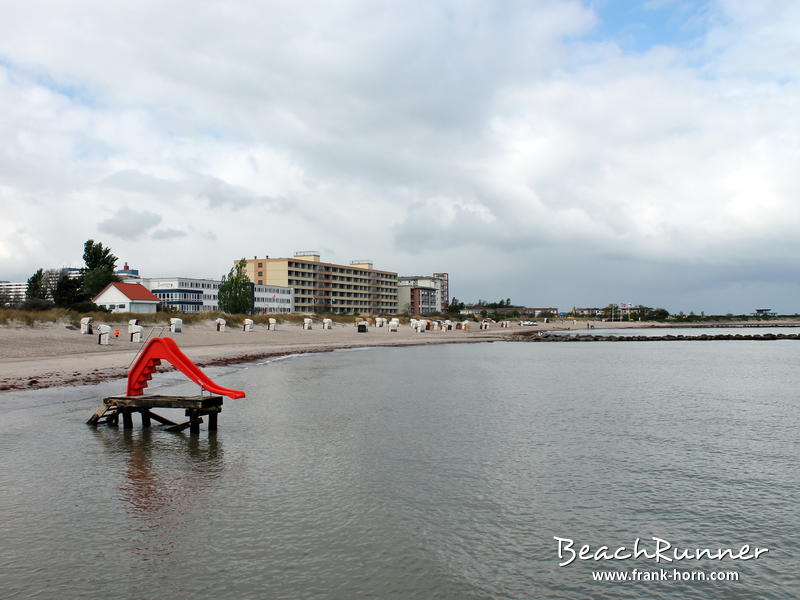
left=141, top=410, right=151, bottom=428
left=189, top=410, right=200, bottom=434
left=208, top=411, right=218, bottom=431
left=122, top=409, right=133, bottom=429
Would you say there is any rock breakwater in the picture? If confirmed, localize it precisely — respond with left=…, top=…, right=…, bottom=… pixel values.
left=515, top=332, right=800, bottom=342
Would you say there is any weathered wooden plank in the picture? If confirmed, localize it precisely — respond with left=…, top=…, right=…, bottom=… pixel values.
left=104, top=395, right=223, bottom=410
left=147, top=411, right=178, bottom=426
left=106, top=394, right=222, bottom=402
left=164, top=417, right=203, bottom=433
left=86, top=405, right=109, bottom=425
left=105, top=411, right=119, bottom=427
left=184, top=406, right=222, bottom=416
left=95, top=411, right=118, bottom=424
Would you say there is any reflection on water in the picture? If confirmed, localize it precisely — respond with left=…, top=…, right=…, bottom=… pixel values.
left=89, top=428, right=225, bottom=561
left=1, top=342, right=798, bottom=599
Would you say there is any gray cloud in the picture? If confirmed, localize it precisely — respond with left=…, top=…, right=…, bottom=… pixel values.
left=98, top=207, right=162, bottom=240
left=100, top=169, right=289, bottom=212
left=151, top=228, right=187, bottom=240
left=199, top=179, right=289, bottom=211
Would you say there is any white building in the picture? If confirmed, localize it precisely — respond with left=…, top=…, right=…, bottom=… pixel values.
left=93, top=282, right=159, bottom=313
left=115, top=262, right=140, bottom=280
left=133, top=277, right=294, bottom=314
left=0, top=281, right=26, bottom=306
left=572, top=307, right=603, bottom=317
left=252, top=283, right=294, bottom=314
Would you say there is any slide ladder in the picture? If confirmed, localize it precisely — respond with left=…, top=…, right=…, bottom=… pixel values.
left=126, top=337, right=245, bottom=399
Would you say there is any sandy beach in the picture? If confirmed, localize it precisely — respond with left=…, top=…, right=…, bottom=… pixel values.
left=2, top=317, right=798, bottom=392
left=0, top=319, right=517, bottom=391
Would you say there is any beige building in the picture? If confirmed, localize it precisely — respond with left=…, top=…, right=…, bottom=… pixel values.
left=240, top=252, right=398, bottom=314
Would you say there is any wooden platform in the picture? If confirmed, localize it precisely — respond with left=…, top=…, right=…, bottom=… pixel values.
left=87, top=394, right=223, bottom=433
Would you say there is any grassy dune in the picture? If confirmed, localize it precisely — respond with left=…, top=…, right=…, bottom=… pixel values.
left=0, top=309, right=415, bottom=327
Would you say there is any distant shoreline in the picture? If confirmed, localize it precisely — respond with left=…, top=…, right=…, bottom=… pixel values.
left=1, top=318, right=799, bottom=393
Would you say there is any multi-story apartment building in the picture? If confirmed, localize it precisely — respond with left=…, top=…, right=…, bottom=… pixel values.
left=432, top=272, right=449, bottom=311
left=398, top=284, right=438, bottom=315
left=241, top=252, right=398, bottom=314
left=0, top=281, right=26, bottom=306
left=252, top=283, right=294, bottom=314
left=132, top=277, right=294, bottom=314
left=397, top=274, right=448, bottom=314
left=1, top=267, right=85, bottom=306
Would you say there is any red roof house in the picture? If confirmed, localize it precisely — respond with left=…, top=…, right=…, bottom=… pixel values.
left=93, top=282, right=159, bottom=313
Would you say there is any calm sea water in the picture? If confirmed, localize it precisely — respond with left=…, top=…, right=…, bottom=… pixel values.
left=1, top=341, right=798, bottom=599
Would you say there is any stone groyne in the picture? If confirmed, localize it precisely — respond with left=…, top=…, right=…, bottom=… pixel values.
left=515, top=332, right=800, bottom=343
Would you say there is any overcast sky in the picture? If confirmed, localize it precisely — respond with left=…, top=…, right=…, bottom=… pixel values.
left=1, top=1, right=798, bottom=313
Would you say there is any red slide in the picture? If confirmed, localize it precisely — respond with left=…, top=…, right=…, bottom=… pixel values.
left=127, top=337, right=246, bottom=399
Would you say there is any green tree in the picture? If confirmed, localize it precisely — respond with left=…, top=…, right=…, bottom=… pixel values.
left=448, top=297, right=465, bottom=313
left=218, top=259, right=254, bottom=314
left=650, top=308, right=669, bottom=320
left=83, top=268, right=119, bottom=298
left=81, top=239, right=120, bottom=298
left=83, top=239, right=118, bottom=271
left=601, top=304, right=620, bottom=320
left=26, top=269, right=47, bottom=300
left=53, top=274, right=85, bottom=307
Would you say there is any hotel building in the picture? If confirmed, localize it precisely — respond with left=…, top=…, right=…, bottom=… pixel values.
left=240, top=252, right=398, bottom=314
